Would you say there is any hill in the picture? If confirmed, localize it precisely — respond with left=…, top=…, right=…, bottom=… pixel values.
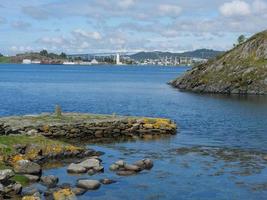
left=170, top=30, right=267, bottom=95
left=130, top=49, right=223, bottom=61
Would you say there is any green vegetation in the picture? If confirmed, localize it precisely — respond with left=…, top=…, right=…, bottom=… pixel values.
left=11, top=175, right=30, bottom=186
left=0, top=56, right=11, bottom=63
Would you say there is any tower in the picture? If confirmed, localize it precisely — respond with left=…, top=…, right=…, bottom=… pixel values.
left=116, top=53, right=122, bottom=65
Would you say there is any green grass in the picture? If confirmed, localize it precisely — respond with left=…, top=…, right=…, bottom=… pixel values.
left=0, top=56, right=11, bottom=63
left=0, top=135, right=68, bottom=162
left=11, top=175, right=30, bottom=186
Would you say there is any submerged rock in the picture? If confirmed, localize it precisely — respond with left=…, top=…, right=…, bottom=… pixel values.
left=71, top=187, right=86, bottom=196
left=110, top=158, right=154, bottom=176
left=76, top=179, right=101, bottom=190
left=40, top=175, right=59, bottom=188
left=100, top=178, right=116, bottom=185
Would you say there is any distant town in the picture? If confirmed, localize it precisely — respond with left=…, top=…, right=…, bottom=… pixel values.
left=0, top=49, right=223, bottom=66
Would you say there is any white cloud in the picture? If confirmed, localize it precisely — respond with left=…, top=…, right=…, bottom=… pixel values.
left=158, top=4, right=182, bottom=17
left=11, top=21, right=31, bottom=30
left=118, top=0, right=135, bottom=9
left=72, top=29, right=102, bottom=40
left=38, top=36, right=68, bottom=46
left=219, top=0, right=251, bottom=17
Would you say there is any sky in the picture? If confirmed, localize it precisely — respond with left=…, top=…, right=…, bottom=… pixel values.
left=0, top=0, right=267, bottom=55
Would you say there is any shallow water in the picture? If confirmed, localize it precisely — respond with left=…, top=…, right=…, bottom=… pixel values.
left=1, top=64, right=267, bottom=199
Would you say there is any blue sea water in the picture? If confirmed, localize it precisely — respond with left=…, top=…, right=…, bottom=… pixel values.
left=1, top=64, right=267, bottom=200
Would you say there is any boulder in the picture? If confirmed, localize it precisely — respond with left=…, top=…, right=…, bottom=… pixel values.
left=14, top=160, right=41, bottom=175
left=53, top=188, right=77, bottom=200
left=12, top=183, right=22, bottom=194
left=67, top=163, right=87, bottom=174
left=0, top=169, right=15, bottom=182
left=79, top=158, right=101, bottom=170
left=40, top=175, right=59, bottom=188
left=24, top=174, right=40, bottom=182
left=124, top=164, right=141, bottom=172
left=134, top=159, right=153, bottom=170
left=109, top=164, right=119, bottom=171
left=76, top=179, right=101, bottom=190
left=114, top=160, right=125, bottom=167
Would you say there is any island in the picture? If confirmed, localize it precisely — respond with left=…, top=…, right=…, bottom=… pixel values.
left=170, top=29, right=267, bottom=95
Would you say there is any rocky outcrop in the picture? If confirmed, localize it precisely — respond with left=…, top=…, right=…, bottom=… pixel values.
left=0, top=113, right=177, bottom=139
left=109, top=159, right=154, bottom=176
left=170, top=30, right=267, bottom=95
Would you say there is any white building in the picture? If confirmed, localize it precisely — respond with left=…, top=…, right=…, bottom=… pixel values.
left=116, top=53, right=122, bottom=65
left=22, top=59, right=31, bottom=64
left=90, top=59, right=99, bottom=65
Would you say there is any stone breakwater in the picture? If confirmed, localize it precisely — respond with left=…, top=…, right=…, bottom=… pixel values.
left=0, top=113, right=177, bottom=140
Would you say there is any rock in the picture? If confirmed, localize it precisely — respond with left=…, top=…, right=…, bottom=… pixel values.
left=14, top=160, right=41, bottom=175
left=79, top=158, right=101, bottom=170
left=53, top=188, right=77, bottom=200
left=143, top=159, right=154, bottom=170
left=40, top=175, right=59, bottom=188
left=13, top=144, right=27, bottom=154
left=24, top=174, right=40, bottom=182
left=67, top=163, right=87, bottom=174
left=170, top=30, right=267, bottom=95
left=59, top=183, right=71, bottom=189
left=76, top=179, right=101, bottom=190
left=116, top=170, right=137, bottom=176
left=0, top=169, right=15, bottom=182
left=109, top=164, right=119, bottom=171
left=22, top=195, right=41, bottom=200
left=0, top=183, right=4, bottom=193
left=26, top=129, right=39, bottom=136
left=134, top=159, right=154, bottom=170
left=115, top=160, right=125, bottom=167
left=12, top=183, right=22, bottom=194
left=124, top=164, right=141, bottom=172
left=100, top=178, right=116, bottom=185
left=72, top=187, right=86, bottom=196
left=22, top=186, right=40, bottom=196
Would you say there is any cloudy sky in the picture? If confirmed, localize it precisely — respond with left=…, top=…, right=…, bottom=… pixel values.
left=0, top=0, right=267, bottom=55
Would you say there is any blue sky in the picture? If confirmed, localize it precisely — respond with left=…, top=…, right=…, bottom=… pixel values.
left=0, top=0, right=267, bottom=55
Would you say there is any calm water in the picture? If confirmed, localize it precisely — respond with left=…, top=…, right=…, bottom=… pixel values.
left=1, top=64, right=267, bottom=200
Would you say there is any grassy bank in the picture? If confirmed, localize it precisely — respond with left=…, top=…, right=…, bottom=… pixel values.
left=0, top=56, right=11, bottom=63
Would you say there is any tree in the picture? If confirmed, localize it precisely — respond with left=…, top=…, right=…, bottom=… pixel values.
left=59, top=52, right=67, bottom=59
left=237, top=35, right=246, bottom=45
left=40, top=49, right=48, bottom=57
left=0, top=53, right=3, bottom=57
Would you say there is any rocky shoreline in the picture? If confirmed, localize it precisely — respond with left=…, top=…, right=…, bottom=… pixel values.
left=0, top=112, right=177, bottom=199
left=0, top=113, right=177, bottom=139
left=170, top=30, right=267, bottom=95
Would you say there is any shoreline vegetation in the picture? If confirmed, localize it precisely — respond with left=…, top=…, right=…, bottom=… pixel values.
left=0, top=111, right=177, bottom=199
